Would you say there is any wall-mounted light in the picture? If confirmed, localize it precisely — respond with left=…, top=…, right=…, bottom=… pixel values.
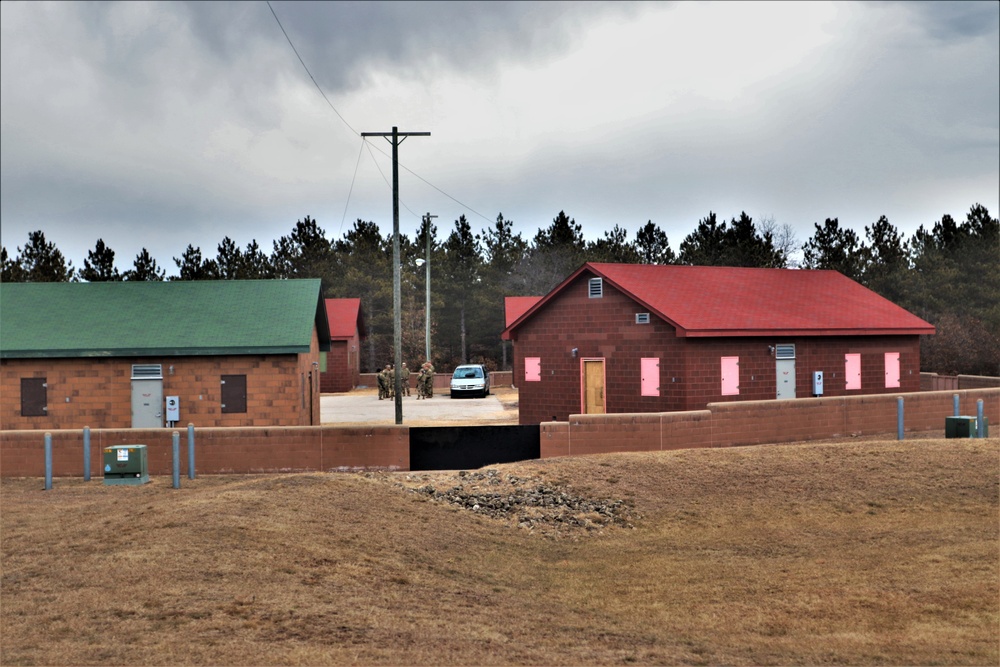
left=571, top=348, right=578, bottom=358
left=169, top=365, right=175, bottom=375
left=768, top=346, right=774, bottom=356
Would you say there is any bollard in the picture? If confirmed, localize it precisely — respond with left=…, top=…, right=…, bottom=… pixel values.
left=977, top=399, right=985, bottom=438
left=172, top=431, right=181, bottom=489
left=44, top=432, right=53, bottom=491
left=83, top=426, right=91, bottom=482
left=953, top=394, right=960, bottom=417
left=187, top=423, right=195, bottom=480
left=897, top=397, right=904, bottom=441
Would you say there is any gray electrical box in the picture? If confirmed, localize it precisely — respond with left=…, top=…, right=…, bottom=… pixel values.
left=103, top=445, right=149, bottom=485
left=166, top=396, right=180, bottom=422
left=812, top=371, right=824, bottom=396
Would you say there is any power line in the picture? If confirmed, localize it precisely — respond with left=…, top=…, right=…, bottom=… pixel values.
left=266, top=2, right=493, bottom=229
left=266, top=1, right=358, bottom=137
left=338, top=140, right=366, bottom=237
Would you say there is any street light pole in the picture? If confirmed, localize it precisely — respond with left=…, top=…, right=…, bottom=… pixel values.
left=360, top=126, right=430, bottom=425
left=418, top=212, right=437, bottom=363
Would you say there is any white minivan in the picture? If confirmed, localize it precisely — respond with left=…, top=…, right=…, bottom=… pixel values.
left=449, top=364, right=491, bottom=398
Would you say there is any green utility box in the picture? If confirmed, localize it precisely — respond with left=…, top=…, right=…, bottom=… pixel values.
left=103, top=445, right=149, bottom=485
left=945, top=416, right=989, bottom=439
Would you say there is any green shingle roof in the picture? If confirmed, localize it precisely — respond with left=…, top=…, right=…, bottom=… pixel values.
left=0, top=280, right=330, bottom=359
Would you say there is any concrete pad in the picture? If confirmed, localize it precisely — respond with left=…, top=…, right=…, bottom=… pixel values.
left=321, top=388, right=516, bottom=426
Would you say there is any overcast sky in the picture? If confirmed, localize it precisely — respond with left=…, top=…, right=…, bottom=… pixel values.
left=2, top=1, right=997, bottom=273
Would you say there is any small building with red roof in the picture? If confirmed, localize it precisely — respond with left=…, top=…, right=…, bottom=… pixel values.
left=502, top=263, right=935, bottom=424
left=320, top=298, right=366, bottom=393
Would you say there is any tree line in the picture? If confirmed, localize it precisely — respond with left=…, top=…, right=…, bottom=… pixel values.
left=2, top=205, right=997, bottom=376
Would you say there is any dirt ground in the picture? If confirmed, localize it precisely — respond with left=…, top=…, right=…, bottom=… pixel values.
left=2, top=437, right=996, bottom=666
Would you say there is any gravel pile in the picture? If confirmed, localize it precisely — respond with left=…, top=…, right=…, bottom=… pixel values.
left=384, top=468, right=639, bottom=536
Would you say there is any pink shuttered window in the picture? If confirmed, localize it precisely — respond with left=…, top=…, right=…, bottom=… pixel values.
left=845, top=353, right=861, bottom=390
left=525, top=357, right=541, bottom=382
left=721, top=357, right=740, bottom=396
left=884, top=352, right=900, bottom=389
left=641, top=358, right=659, bottom=397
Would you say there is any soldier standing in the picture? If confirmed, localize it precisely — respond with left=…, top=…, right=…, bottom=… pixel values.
left=388, top=364, right=396, bottom=399
left=415, top=364, right=426, bottom=399
left=377, top=364, right=390, bottom=400
left=421, top=361, right=435, bottom=399
left=400, top=362, right=411, bottom=396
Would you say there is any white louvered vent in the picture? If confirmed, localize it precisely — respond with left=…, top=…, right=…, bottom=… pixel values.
left=588, top=277, right=603, bottom=298
left=775, top=344, right=796, bottom=360
left=131, top=364, right=163, bottom=380
left=635, top=313, right=650, bottom=324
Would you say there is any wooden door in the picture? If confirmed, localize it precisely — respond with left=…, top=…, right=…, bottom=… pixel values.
left=583, top=360, right=606, bottom=414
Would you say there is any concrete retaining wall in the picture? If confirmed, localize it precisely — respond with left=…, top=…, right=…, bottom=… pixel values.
left=540, top=388, right=999, bottom=458
left=4, top=388, right=995, bottom=478
left=0, top=425, right=409, bottom=477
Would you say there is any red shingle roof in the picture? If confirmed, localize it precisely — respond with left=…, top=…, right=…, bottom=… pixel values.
left=324, top=298, right=364, bottom=340
left=504, top=263, right=935, bottom=338
left=505, top=296, right=542, bottom=328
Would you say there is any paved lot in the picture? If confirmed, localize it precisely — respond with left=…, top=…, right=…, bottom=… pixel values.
left=321, top=389, right=516, bottom=425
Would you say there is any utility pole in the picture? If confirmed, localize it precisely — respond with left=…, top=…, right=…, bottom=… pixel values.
left=418, top=212, right=437, bottom=363
left=360, top=126, right=430, bottom=425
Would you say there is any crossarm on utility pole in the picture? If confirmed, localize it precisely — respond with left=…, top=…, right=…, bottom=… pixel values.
left=360, top=127, right=430, bottom=425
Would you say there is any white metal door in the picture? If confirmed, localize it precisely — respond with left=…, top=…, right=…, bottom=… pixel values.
left=131, top=379, right=163, bottom=428
left=776, top=358, right=796, bottom=400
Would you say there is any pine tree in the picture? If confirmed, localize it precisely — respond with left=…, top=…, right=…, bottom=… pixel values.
left=79, top=239, right=121, bottom=282
left=123, top=249, right=166, bottom=281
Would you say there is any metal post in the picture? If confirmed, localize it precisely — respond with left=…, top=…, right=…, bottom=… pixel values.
left=953, top=393, right=960, bottom=417
left=44, top=432, right=52, bottom=491
left=897, top=397, right=904, bottom=440
left=187, top=423, right=195, bottom=480
left=83, top=426, right=91, bottom=482
left=172, top=431, right=180, bottom=489
left=391, top=127, right=402, bottom=425
left=361, top=126, right=429, bottom=425
left=422, top=212, right=436, bottom=363
left=977, top=399, right=985, bottom=438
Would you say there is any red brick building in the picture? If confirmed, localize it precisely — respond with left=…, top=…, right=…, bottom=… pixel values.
left=0, top=280, right=330, bottom=430
left=320, top=298, right=365, bottom=393
left=502, top=263, right=935, bottom=425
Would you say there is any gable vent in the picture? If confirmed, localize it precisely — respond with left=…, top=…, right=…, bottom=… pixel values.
left=131, top=364, right=163, bottom=379
left=588, top=277, right=603, bottom=298
left=775, top=344, right=796, bottom=360
left=635, top=313, right=650, bottom=324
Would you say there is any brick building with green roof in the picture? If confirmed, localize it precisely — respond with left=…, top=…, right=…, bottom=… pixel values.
left=1, top=280, right=330, bottom=429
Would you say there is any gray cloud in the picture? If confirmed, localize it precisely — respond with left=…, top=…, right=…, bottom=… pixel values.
left=1, top=1, right=996, bottom=273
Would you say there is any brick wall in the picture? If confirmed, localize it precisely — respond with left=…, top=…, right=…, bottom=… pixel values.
left=1, top=338, right=321, bottom=430
left=679, top=335, right=922, bottom=410
left=512, top=274, right=925, bottom=424
left=958, top=375, right=1000, bottom=389
left=4, top=388, right=995, bottom=478
left=320, top=333, right=362, bottom=393
left=320, top=341, right=352, bottom=393
left=514, top=277, right=685, bottom=424
left=0, top=424, right=409, bottom=477
left=540, top=388, right=999, bottom=458
left=922, top=373, right=1000, bottom=391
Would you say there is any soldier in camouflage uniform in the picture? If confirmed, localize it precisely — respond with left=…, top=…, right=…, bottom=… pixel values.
left=400, top=362, right=411, bottom=396
left=417, top=361, right=434, bottom=399
left=377, top=364, right=390, bottom=400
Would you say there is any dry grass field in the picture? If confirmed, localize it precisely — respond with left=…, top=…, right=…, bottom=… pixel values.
left=2, top=437, right=997, bottom=665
